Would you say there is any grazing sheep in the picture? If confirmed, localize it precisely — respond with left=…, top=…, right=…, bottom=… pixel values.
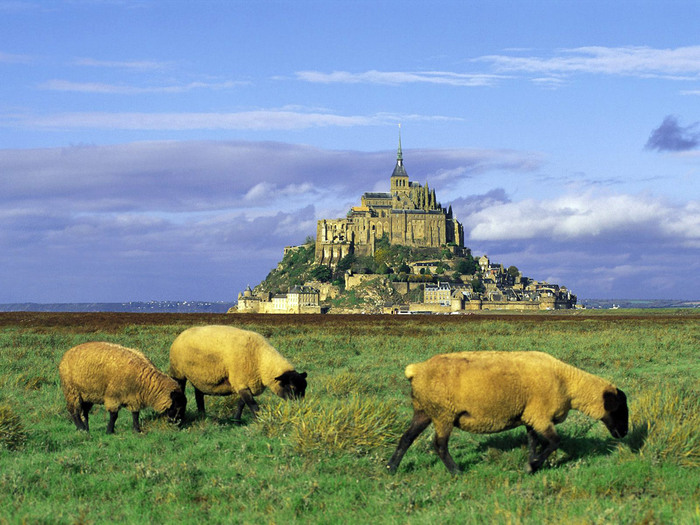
left=387, top=351, right=628, bottom=474
left=59, top=342, right=187, bottom=434
left=169, top=325, right=307, bottom=420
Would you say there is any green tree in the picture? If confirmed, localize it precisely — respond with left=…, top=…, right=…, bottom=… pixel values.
left=455, top=256, right=478, bottom=275
left=309, top=265, right=332, bottom=282
left=374, top=247, right=390, bottom=267
left=397, top=263, right=411, bottom=274
left=335, top=253, right=356, bottom=273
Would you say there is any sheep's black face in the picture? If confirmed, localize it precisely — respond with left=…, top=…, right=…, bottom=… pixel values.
left=601, top=389, right=628, bottom=438
left=167, top=389, right=187, bottom=426
left=275, top=370, right=308, bottom=400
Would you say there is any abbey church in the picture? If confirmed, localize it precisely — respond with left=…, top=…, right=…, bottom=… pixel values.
left=315, top=135, right=465, bottom=265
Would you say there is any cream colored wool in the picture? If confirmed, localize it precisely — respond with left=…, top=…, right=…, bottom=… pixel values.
left=388, top=350, right=628, bottom=474
left=59, top=342, right=184, bottom=431
left=406, top=351, right=619, bottom=436
left=169, top=325, right=296, bottom=399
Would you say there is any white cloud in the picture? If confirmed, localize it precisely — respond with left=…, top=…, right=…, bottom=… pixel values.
left=465, top=192, right=699, bottom=245
left=8, top=110, right=392, bottom=131
left=4, top=109, right=466, bottom=131
left=477, top=45, right=700, bottom=79
left=72, top=57, right=173, bottom=70
left=39, top=79, right=246, bottom=94
left=0, top=50, right=32, bottom=63
left=296, top=70, right=507, bottom=87
left=295, top=47, right=700, bottom=91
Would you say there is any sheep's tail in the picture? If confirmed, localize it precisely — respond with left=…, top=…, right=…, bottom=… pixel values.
left=404, top=363, right=417, bottom=381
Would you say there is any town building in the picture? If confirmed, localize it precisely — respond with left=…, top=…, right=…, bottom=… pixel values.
left=237, top=285, right=321, bottom=314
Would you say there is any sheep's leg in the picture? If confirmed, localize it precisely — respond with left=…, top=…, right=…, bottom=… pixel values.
left=386, top=410, right=431, bottom=474
left=237, top=388, right=259, bottom=419
left=70, top=408, right=87, bottom=431
left=233, top=398, right=246, bottom=422
left=525, top=425, right=540, bottom=458
left=81, top=402, right=93, bottom=431
left=175, top=378, right=187, bottom=395
left=434, top=425, right=460, bottom=475
left=525, top=425, right=560, bottom=474
left=131, top=411, right=142, bottom=433
left=194, top=387, right=206, bottom=413
left=106, top=410, right=119, bottom=434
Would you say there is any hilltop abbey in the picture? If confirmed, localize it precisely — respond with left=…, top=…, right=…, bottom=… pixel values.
left=315, top=133, right=465, bottom=265
left=235, top=132, right=577, bottom=314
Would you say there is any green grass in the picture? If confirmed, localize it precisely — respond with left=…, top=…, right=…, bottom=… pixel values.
left=0, top=312, right=698, bottom=524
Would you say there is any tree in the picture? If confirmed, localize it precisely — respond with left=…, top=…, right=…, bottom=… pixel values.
left=374, top=247, right=390, bottom=267
left=309, top=265, right=332, bottom=282
left=397, top=263, right=411, bottom=274
left=507, top=266, right=520, bottom=278
left=455, top=257, right=478, bottom=275
left=335, top=253, right=356, bottom=273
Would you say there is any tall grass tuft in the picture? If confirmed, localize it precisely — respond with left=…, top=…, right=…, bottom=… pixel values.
left=256, top=396, right=404, bottom=455
left=0, top=404, right=27, bottom=451
left=625, top=386, right=700, bottom=468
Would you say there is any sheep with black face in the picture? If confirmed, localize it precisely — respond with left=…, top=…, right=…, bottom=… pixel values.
left=169, top=325, right=307, bottom=421
left=387, top=351, right=628, bottom=474
left=59, top=342, right=186, bottom=434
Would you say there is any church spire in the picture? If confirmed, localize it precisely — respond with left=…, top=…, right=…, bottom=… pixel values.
left=397, top=123, right=403, bottom=166
left=391, top=124, right=408, bottom=181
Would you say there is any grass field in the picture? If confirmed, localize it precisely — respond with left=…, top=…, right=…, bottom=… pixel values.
left=0, top=311, right=698, bottom=524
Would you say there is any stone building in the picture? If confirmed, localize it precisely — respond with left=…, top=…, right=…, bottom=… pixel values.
left=237, top=285, right=321, bottom=314
left=315, top=134, right=465, bottom=266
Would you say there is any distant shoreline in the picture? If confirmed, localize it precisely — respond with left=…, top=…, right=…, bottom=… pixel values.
left=0, top=299, right=696, bottom=313
left=0, top=301, right=235, bottom=314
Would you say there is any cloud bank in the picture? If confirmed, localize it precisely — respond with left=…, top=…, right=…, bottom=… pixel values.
left=0, top=140, right=697, bottom=302
left=1, top=140, right=553, bottom=302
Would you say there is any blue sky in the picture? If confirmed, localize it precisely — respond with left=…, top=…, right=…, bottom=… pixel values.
left=1, top=0, right=698, bottom=302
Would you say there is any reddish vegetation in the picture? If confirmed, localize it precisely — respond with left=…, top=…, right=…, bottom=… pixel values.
left=0, top=310, right=688, bottom=334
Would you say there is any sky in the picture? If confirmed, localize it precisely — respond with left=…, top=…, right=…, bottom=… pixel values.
left=1, top=0, right=699, bottom=303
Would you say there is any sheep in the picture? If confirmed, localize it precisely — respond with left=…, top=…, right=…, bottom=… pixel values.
left=168, top=325, right=307, bottom=421
left=59, top=342, right=187, bottom=434
left=386, top=351, right=628, bottom=474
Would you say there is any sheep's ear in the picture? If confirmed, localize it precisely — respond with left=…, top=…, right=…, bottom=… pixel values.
left=603, top=390, right=621, bottom=411
left=274, top=371, right=291, bottom=385
left=275, top=371, right=307, bottom=384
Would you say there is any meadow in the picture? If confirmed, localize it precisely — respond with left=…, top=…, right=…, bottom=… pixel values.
left=0, top=310, right=698, bottom=524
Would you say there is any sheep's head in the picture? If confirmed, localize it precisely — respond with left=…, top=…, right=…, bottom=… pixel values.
left=274, top=370, right=308, bottom=400
left=601, top=388, right=628, bottom=438
left=166, top=389, right=187, bottom=427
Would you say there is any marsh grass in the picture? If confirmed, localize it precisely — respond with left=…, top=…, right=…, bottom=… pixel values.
left=0, top=311, right=698, bottom=523
left=0, top=404, right=26, bottom=450
left=623, top=385, right=700, bottom=468
left=257, top=395, right=404, bottom=455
